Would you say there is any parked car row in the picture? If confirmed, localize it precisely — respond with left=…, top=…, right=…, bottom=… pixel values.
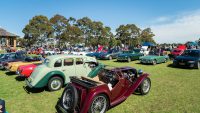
left=0, top=52, right=152, bottom=113
left=1, top=49, right=199, bottom=113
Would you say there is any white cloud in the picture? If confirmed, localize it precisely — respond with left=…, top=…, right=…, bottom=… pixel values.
left=151, top=10, right=200, bottom=43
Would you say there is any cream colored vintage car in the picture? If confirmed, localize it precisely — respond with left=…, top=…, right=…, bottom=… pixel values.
left=26, top=55, right=103, bottom=91
left=6, top=55, right=43, bottom=72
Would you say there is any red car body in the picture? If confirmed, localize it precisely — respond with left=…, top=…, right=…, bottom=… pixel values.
left=17, top=64, right=39, bottom=78
left=171, top=48, right=184, bottom=56
left=57, top=67, right=151, bottom=113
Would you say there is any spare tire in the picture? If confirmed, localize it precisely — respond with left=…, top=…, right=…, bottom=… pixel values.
left=60, top=83, right=78, bottom=112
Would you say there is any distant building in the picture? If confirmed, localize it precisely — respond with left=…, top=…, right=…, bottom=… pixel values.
left=0, top=28, right=18, bottom=49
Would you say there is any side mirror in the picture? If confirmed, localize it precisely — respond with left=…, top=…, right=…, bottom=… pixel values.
left=138, top=69, right=143, bottom=75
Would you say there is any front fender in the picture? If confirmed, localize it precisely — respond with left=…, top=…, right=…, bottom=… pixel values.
left=34, top=71, right=66, bottom=88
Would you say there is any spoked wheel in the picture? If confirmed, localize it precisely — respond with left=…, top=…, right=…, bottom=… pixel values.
left=197, top=62, right=200, bottom=69
left=60, top=84, right=78, bottom=112
left=138, top=77, right=151, bottom=95
left=89, top=94, right=108, bottom=113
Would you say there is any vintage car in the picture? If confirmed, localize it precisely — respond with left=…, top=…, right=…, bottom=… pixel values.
left=6, top=55, right=43, bottom=72
left=17, top=63, right=41, bottom=78
left=56, top=66, right=151, bottom=113
left=0, top=51, right=26, bottom=69
left=169, top=48, right=184, bottom=59
left=69, top=50, right=92, bottom=56
left=117, top=50, right=144, bottom=62
left=98, top=50, right=121, bottom=60
left=26, top=55, right=104, bottom=91
left=140, top=51, right=169, bottom=65
left=173, top=49, right=200, bottom=69
left=86, top=52, right=105, bottom=59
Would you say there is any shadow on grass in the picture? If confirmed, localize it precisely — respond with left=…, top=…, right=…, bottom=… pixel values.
left=15, top=76, right=25, bottom=81
left=23, top=86, right=46, bottom=94
left=135, top=62, right=154, bottom=65
left=5, top=71, right=16, bottom=76
left=167, top=64, right=195, bottom=70
left=113, top=60, right=129, bottom=63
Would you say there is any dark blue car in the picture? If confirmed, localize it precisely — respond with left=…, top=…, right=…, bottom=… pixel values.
left=173, top=49, right=200, bottom=69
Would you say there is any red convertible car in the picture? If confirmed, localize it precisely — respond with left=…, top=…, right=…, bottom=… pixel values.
left=57, top=66, right=151, bottom=113
left=16, top=63, right=41, bottom=78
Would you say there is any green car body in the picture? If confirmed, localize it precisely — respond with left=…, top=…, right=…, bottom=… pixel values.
left=140, top=55, right=169, bottom=65
left=26, top=55, right=103, bottom=91
left=117, top=50, right=144, bottom=62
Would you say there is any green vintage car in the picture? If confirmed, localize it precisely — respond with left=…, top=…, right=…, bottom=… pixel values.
left=140, top=51, right=169, bottom=65
left=117, top=50, right=144, bottom=62
left=26, top=55, right=104, bottom=91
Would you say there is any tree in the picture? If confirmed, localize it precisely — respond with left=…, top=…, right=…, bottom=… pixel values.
left=76, top=17, right=93, bottom=46
left=116, top=24, right=140, bottom=47
left=50, top=14, right=69, bottom=47
left=140, top=28, right=156, bottom=44
left=61, top=25, right=83, bottom=45
left=22, top=15, right=53, bottom=47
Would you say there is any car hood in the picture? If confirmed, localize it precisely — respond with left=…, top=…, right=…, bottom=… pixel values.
left=175, top=55, right=199, bottom=61
left=140, top=55, right=158, bottom=59
left=118, top=53, right=130, bottom=57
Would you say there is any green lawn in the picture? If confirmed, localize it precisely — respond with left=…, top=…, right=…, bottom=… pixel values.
left=0, top=60, right=200, bottom=113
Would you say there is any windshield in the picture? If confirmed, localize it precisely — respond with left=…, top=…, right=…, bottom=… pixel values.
left=181, top=50, right=200, bottom=57
left=133, top=49, right=140, bottom=53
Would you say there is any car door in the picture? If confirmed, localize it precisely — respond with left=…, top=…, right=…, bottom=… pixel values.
left=63, top=58, right=76, bottom=82
left=75, top=58, right=88, bottom=76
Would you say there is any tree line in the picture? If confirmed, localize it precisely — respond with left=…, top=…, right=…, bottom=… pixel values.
left=21, top=14, right=156, bottom=48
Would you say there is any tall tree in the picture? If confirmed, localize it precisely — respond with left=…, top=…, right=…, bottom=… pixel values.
left=140, top=28, right=156, bottom=44
left=61, top=25, right=83, bottom=45
left=22, top=15, right=53, bottom=47
left=50, top=14, right=69, bottom=47
left=76, top=17, right=93, bottom=46
left=116, top=24, right=140, bottom=46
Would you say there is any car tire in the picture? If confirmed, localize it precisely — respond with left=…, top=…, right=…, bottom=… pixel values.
left=127, top=57, right=131, bottom=62
left=152, top=60, right=157, bottom=65
left=109, top=56, right=112, bottom=60
left=138, top=77, right=151, bottom=95
left=48, top=76, right=63, bottom=91
left=88, top=94, right=108, bottom=113
left=60, top=84, right=78, bottom=112
left=196, top=62, right=200, bottom=69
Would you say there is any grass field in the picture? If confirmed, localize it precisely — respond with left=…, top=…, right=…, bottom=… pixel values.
left=0, top=60, right=200, bottom=113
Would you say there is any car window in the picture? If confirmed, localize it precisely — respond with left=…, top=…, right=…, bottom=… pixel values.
left=76, top=58, right=84, bottom=65
left=64, top=58, right=74, bottom=66
left=54, top=59, right=62, bottom=67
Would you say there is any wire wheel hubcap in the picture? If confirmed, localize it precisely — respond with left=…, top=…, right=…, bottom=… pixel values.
left=63, top=89, right=72, bottom=109
left=91, top=96, right=107, bottom=113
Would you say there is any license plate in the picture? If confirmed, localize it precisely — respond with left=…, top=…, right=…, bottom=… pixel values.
left=179, top=63, right=185, bottom=65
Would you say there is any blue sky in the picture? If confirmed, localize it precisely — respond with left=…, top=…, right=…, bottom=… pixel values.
left=1, top=0, right=200, bottom=43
